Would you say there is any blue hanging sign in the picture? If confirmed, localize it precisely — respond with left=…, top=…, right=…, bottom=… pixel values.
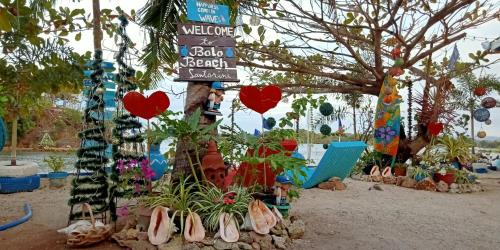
left=187, top=0, right=230, bottom=25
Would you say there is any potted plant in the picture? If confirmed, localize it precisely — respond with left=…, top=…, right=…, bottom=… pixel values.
left=433, top=164, right=456, bottom=186
left=411, top=166, right=430, bottom=182
left=44, top=156, right=68, bottom=188
left=393, top=163, right=407, bottom=177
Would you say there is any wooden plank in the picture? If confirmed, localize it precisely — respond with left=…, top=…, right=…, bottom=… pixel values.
left=178, top=35, right=236, bottom=47
left=178, top=45, right=235, bottom=58
left=179, top=57, right=236, bottom=68
left=176, top=68, right=238, bottom=82
left=178, top=23, right=234, bottom=37
left=187, top=0, right=230, bottom=25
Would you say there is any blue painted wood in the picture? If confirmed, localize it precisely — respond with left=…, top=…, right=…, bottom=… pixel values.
left=0, top=117, right=6, bottom=152
left=187, top=0, right=229, bottom=25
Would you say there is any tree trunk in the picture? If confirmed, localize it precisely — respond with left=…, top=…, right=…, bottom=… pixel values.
left=172, top=82, right=214, bottom=181
left=470, top=104, right=475, bottom=154
left=10, top=113, right=17, bottom=166
left=352, top=105, right=357, bottom=139
left=92, top=0, right=102, bottom=50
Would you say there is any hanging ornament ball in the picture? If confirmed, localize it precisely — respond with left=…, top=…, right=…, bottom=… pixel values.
left=320, top=124, right=332, bottom=136
left=477, top=130, right=487, bottom=139
left=485, top=119, right=492, bottom=125
left=394, top=57, right=404, bottom=67
left=250, top=15, right=261, bottom=26
left=322, top=144, right=329, bottom=149
left=95, top=87, right=105, bottom=95
left=481, top=97, right=497, bottom=109
left=319, top=102, right=334, bottom=116
left=473, top=87, right=487, bottom=97
left=473, top=108, right=490, bottom=122
left=266, top=117, right=276, bottom=129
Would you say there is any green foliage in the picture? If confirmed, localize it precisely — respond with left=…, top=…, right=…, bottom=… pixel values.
left=44, top=155, right=65, bottom=172
left=454, top=170, right=472, bottom=184
left=320, top=124, right=331, bottom=136
left=410, top=166, right=430, bottom=180
left=192, top=185, right=252, bottom=232
left=436, top=134, right=473, bottom=164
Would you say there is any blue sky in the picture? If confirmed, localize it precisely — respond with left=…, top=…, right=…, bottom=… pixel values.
left=63, top=1, right=500, bottom=138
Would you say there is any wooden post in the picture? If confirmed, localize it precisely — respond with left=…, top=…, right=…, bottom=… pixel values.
left=92, top=0, right=102, bottom=50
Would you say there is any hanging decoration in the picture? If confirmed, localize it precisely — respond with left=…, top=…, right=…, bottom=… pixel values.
left=373, top=44, right=403, bottom=157
left=473, top=108, right=490, bottom=122
left=473, top=87, right=487, bottom=96
left=485, top=119, right=492, bottom=125
left=239, top=85, right=282, bottom=114
left=123, top=91, right=170, bottom=120
left=481, top=97, right=497, bottom=109
left=477, top=130, right=487, bottom=138
left=204, top=81, right=225, bottom=116
left=428, top=122, right=444, bottom=137
left=69, top=49, right=110, bottom=221
left=407, top=81, right=413, bottom=140
left=319, top=102, right=333, bottom=116
left=320, top=124, right=331, bottom=136
left=263, top=117, right=276, bottom=130
left=109, top=13, right=148, bottom=221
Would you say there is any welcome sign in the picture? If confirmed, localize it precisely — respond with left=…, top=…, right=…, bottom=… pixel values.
left=187, top=0, right=229, bottom=25
left=176, top=22, right=238, bottom=82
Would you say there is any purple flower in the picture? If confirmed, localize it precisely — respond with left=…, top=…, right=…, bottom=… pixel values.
left=375, top=126, right=397, bottom=142
left=117, top=160, right=126, bottom=174
left=141, top=164, right=155, bottom=181
left=141, top=158, right=149, bottom=168
left=129, top=159, right=138, bottom=167
left=134, top=182, right=141, bottom=194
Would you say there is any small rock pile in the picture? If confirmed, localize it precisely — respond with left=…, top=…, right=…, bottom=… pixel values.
left=355, top=174, right=485, bottom=194
left=112, top=216, right=306, bottom=250
left=317, top=177, right=346, bottom=191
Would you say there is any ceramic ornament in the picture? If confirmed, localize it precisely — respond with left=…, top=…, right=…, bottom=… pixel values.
left=485, top=119, right=492, bottom=125
left=473, top=108, right=490, bottom=122
left=239, top=85, right=282, bottom=114
left=481, top=97, right=497, bottom=109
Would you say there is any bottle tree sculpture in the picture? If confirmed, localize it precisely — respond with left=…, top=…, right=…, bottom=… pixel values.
left=69, top=50, right=110, bottom=221
left=109, top=13, right=146, bottom=221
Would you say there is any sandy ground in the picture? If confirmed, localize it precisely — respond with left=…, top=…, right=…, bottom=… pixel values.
left=1, top=173, right=500, bottom=250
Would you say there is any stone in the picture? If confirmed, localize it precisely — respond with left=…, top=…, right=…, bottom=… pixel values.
left=371, top=175, right=383, bottom=182
left=361, top=175, right=372, bottom=182
left=332, top=180, right=346, bottom=191
left=116, top=240, right=156, bottom=250
left=383, top=176, right=397, bottom=185
left=287, top=219, right=305, bottom=239
left=415, top=177, right=437, bottom=191
left=249, top=232, right=273, bottom=250
left=239, top=232, right=253, bottom=244
left=350, top=173, right=362, bottom=180
left=271, top=235, right=287, bottom=250
left=317, top=181, right=335, bottom=190
left=126, top=228, right=139, bottom=240
left=137, top=232, right=148, bottom=241
left=237, top=242, right=253, bottom=250
left=450, top=183, right=458, bottom=189
left=251, top=242, right=260, bottom=250
left=159, top=236, right=183, bottom=250
left=183, top=243, right=202, bottom=250
left=395, top=176, right=406, bottom=186
left=213, top=239, right=235, bottom=250
left=369, top=184, right=383, bottom=191
left=436, top=181, right=449, bottom=192
left=401, top=177, right=417, bottom=188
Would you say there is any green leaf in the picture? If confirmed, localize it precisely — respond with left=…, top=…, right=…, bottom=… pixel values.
left=0, top=8, right=12, bottom=32
left=75, top=32, right=81, bottom=41
left=276, top=12, right=285, bottom=17
left=242, top=24, right=252, bottom=35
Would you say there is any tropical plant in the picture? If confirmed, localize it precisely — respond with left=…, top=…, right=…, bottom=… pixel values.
left=192, top=184, right=252, bottom=232
left=410, top=166, right=430, bottom=180
left=435, top=134, right=473, bottom=164
left=43, top=155, right=65, bottom=172
left=140, top=176, right=196, bottom=233
left=454, top=170, right=472, bottom=184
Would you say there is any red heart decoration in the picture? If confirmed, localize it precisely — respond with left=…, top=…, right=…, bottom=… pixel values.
left=123, top=91, right=170, bottom=120
left=239, top=85, right=282, bottom=114
left=428, top=122, right=444, bottom=136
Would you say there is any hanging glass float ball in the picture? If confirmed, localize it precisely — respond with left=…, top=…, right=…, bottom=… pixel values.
left=323, top=144, right=329, bottom=149
left=319, top=102, right=334, bottom=116
left=481, top=97, right=497, bottom=109
left=266, top=117, right=276, bottom=129
left=473, top=108, right=490, bottom=122
left=249, top=15, right=261, bottom=26
left=320, top=124, right=332, bottom=136
left=394, top=57, right=404, bottom=67
left=477, top=130, right=487, bottom=138
left=485, top=119, right=492, bottom=125
left=473, top=87, right=487, bottom=96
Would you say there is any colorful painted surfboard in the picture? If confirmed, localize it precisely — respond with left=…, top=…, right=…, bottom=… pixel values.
left=374, top=74, right=402, bottom=156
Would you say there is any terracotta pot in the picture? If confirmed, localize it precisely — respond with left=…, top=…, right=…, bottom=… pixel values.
left=393, top=166, right=407, bottom=177
left=434, top=172, right=455, bottom=186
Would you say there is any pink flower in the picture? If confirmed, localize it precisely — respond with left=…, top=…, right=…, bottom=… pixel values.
left=117, top=205, right=129, bottom=217
left=223, top=197, right=235, bottom=205
left=134, top=182, right=141, bottom=194
left=117, top=160, right=126, bottom=174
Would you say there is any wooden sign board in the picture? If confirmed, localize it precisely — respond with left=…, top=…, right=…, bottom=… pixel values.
left=178, top=23, right=234, bottom=37
left=178, top=35, right=236, bottom=47
left=179, top=57, right=236, bottom=68
left=178, top=46, right=234, bottom=58
left=187, top=0, right=230, bottom=25
left=176, top=68, right=238, bottom=82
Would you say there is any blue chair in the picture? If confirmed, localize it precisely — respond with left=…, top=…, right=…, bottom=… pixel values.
left=297, top=141, right=366, bottom=189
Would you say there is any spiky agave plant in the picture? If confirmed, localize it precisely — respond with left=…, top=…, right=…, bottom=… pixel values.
left=192, top=185, right=252, bottom=232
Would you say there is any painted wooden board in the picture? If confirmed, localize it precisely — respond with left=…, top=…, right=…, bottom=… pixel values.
left=187, top=0, right=230, bottom=25
left=373, top=75, right=401, bottom=156
left=179, top=57, right=236, bottom=68
left=178, top=45, right=234, bottom=58
left=176, top=68, right=238, bottom=82
left=178, top=35, right=236, bottom=47
left=178, top=23, right=234, bottom=37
